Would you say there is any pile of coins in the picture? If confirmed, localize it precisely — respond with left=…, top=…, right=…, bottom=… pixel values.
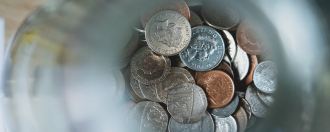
left=118, top=0, right=278, bottom=131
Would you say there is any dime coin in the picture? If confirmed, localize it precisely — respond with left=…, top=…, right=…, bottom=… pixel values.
left=240, top=97, right=252, bottom=119
left=210, top=94, right=239, bottom=117
left=213, top=115, right=237, bottom=132
left=214, top=61, right=234, bottom=79
left=245, top=83, right=268, bottom=118
left=128, top=101, right=168, bottom=132
left=125, top=66, right=148, bottom=102
left=201, top=1, right=239, bottom=30
left=141, top=0, right=190, bottom=28
left=189, top=10, right=203, bottom=27
left=167, top=83, right=208, bottom=123
left=236, top=20, right=267, bottom=55
left=232, top=46, right=249, bottom=81
left=253, top=61, right=277, bottom=93
left=257, top=90, right=274, bottom=107
left=219, top=30, right=237, bottom=62
left=131, top=46, right=171, bottom=85
left=197, top=70, right=235, bottom=108
left=145, top=10, right=192, bottom=56
left=233, top=106, right=248, bottom=132
left=180, top=26, right=225, bottom=71
left=246, top=114, right=257, bottom=129
left=243, top=55, right=258, bottom=85
left=168, top=111, right=214, bottom=132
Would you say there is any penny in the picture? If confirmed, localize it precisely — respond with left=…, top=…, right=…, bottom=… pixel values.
left=253, top=61, right=277, bottom=93
left=243, top=55, right=258, bottom=85
left=246, top=114, right=257, bottom=129
left=128, top=101, right=168, bottom=132
left=125, top=66, right=148, bottom=102
left=232, top=106, right=248, bottom=132
left=213, top=115, right=237, bottom=132
left=145, top=10, right=192, bottom=56
left=180, top=26, right=225, bottom=71
left=219, top=30, right=237, bottom=62
left=245, top=83, right=268, bottom=118
left=167, top=83, right=208, bottom=123
left=240, top=97, right=252, bottom=119
left=236, top=20, right=267, bottom=55
left=141, top=0, right=190, bottom=28
left=214, top=61, right=234, bottom=79
left=189, top=10, right=203, bottom=27
left=197, top=70, right=235, bottom=108
left=257, top=90, right=274, bottom=107
left=201, top=1, right=239, bottom=30
left=168, top=111, right=214, bottom=132
left=131, top=46, right=171, bottom=85
left=232, top=46, right=249, bottom=81
left=210, top=94, right=239, bottom=117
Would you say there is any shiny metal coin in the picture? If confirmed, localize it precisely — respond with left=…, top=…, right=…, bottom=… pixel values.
left=128, top=101, right=168, bottom=132
left=257, top=89, right=274, bottom=107
left=219, top=30, right=237, bottom=62
left=210, top=94, right=239, bottom=117
left=180, top=26, right=225, bottom=71
left=167, top=83, right=208, bottom=123
left=168, top=111, right=214, bottom=132
left=245, top=83, right=268, bottom=118
left=232, top=46, right=249, bottom=81
left=233, top=106, right=248, bottom=132
left=213, top=115, right=237, bottom=132
left=223, top=53, right=231, bottom=66
left=131, top=46, right=171, bottom=85
left=189, top=10, right=203, bottom=27
left=253, top=61, right=277, bottom=93
left=146, top=10, right=191, bottom=56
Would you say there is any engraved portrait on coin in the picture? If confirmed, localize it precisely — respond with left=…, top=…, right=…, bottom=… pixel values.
left=253, top=61, right=277, bottom=93
left=168, top=111, right=214, bottom=132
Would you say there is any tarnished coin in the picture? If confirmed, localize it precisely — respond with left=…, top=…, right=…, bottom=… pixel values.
left=128, top=101, right=168, bottom=132
left=233, top=106, right=248, bottom=132
left=236, top=20, right=267, bottom=55
left=243, top=55, right=258, bottom=85
left=145, top=10, right=192, bottom=56
left=189, top=10, right=204, bottom=27
left=180, top=26, right=225, bottom=71
left=167, top=83, right=208, bottom=123
left=210, top=94, right=239, bottom=117
left=240, top=97, right=252, bottom=119
left=197, top=70, right=235, bottom=108
left=232, top=46, right=249, bottom=81
left=213, top=115, right=237, bottom=132
left=219, top=30, right=237, bottom=62
left=257, top=90, right=274, bottom=107
left=168, top=111, right=214, bottom=132
left=245, top=83, right=268, bottom=118
left=246, top=114, right=257, bottom=129
left=131, top=46, right=171, bottom=85
left=201, top=1, right=239, bottom=30
left=214, top=61, right=234, bottom=79
left=253, top=61, right=277, bottom=93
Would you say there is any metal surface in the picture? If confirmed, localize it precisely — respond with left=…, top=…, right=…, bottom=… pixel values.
left=210, top=94, right=239, bottom=117
left=214, top=115, right=238, bottom=132
left=253, top=61, right=277, bottom=93
left=168, top=111, right=214, bottom=132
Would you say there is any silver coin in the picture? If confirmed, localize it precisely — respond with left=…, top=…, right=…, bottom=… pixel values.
left=245, top=83, right=268, bottom=118
left=232, top=46, right=249, bottom=81
left=131, top=46, right=171, bottom=85
left=168, top=111, right=214, bottom=132
left=253, top=61, right=277, bottom=93
left=189, top=10, right=203, bottom=27
left=179, top=26, right=225, bottom=71
left=213, top=115, right=237, bottom=132
left=201, top=2, right=239, bottom=30
left=167, top=83, right=208, bottom=123
left=246, top=114, right=257, bottom=129
left=233, top=106, right=248, bottom=132
left=210, top=94, right=239, bottom=117
left=219, top=30, right=237, bottom=62
left=128, top=101, right=168, bottom=132
left=223, top=53, right=231, bottom=66
left=257, top=90, right=275, bottom=107
left=145, top=10, right=192, bottom=56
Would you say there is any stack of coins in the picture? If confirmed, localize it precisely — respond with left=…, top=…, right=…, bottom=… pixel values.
left=120, top=0, right=278, bottom=131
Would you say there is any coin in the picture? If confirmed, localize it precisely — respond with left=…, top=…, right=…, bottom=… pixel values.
left=201, top=1, right=239, bottom=30
left=167, top=83, right=208, bottom=123
left=240, top=97, right=252, bottom=119
left=128, top=101, right=168, bottom=132
left=233, top=106, right=248, bottom=132
left=246, top=114, right=257, bottom=129
left=257, top=90, right=274, bottom=107
left=219, top=30, right=237, bottom=62
left=213, top=115, right=237, bottom=132
left=168, top=111, right=214, bottom=132
left=253, top=61, right=277, bottom=93
left=222, top=53, right=231, bottom=66
left=131, top=46, right=171, bottom=85
left=141, top=0, right=190, bottom=28
left=245, top=83, right=268, bottom=118
left=180, top=26, right=225, bottom=71
left=125, top=66, right=148, bottom=102
left=232, top=46, right=249, bottom=81
left=210, top=94, right=239, bottom=117
left=236, top=20, right=267, bottom=55
left=243, top=55, right=258, bottom=85
left=214, top=61, right=234, bottom=79
left=189, top=10, right=203, bottom=27
left=145, top=10, right=192, bottom=56
left=197, top=70, right=235, bottom=108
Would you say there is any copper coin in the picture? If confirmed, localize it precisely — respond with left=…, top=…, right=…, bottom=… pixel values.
left=236, top=20, right=267, bottom=55
left=243, top=55, right=258, bottom=85
left=197, top=70, right=235, bottom=108
left=141, top=0, right=190, bottom=28
left=214, top=61, right=234, bottom=79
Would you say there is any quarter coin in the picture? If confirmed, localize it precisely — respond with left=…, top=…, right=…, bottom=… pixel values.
left=168, top=111, right=214, bottom=132
left=232, top=46, right=249, bottom=81
left=232, top=106, right=248, bottom=132
left=210, top=94, right=239, bottom=117
left=213, top=115, right=237, bottom=132
left=253, top=61, right=277, bottom=93
left=245, top=83, right=268, bottom=118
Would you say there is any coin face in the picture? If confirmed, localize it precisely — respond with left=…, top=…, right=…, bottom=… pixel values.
left=197, top=70, right=235, bottom=108
left=131, top=46, right=171, bottom=85
left=244, top=55, right=258, bottom=85
left=189, top=10, right=204, bottom=27
left=257, top=90, right=274, bottom=107
left=180, top=26, right=225, bottom=71
left=213, top=115, right=237, bottom=132
left=168, top=111, right=214, bottom=132
left=219, top=30, right=237, bottom=62
left=245, top=83, right=268, bottom=118
left=236, top=20, right=267, bottom=55
left=253, top=61, right=277, bottom=93
left=240, top=97, right=252, bottom=119
left=167, top=83, right=208, bottom=123
left=232, top=46, right=249, bottom=81
left=233, top=106, right=248, bottom=132
left=201, top=2, right=239, bottom=30
left=210, top=94, right=239, bottom=117
left=128, top=101, right=168, bottom=132
left=145, top=10, right=192, bottom=56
